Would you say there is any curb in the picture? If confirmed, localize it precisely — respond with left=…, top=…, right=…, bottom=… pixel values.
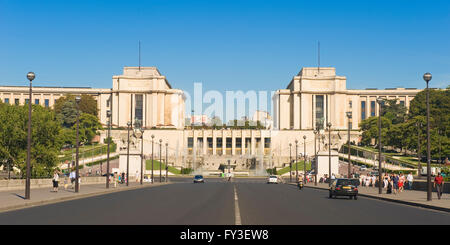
left=289, top=183, right=450, bottom=213
left=0, top=182, right=171, bottom=214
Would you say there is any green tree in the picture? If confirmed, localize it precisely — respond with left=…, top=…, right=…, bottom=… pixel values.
left=359, top=116, right=391, bottom=146
left=74, top=113, right=102, bottom=144
left=381, top=99, right=407, bottom=124
left=0, top=103, right=63, bottom=177
left=54, top=94, right=98, bottom=118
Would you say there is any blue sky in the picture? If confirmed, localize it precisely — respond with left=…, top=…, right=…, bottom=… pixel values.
left=1, top=0, right=449, bottom=118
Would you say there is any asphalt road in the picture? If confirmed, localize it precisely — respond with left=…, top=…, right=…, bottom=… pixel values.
left=1, top=177, right=449, bottom=225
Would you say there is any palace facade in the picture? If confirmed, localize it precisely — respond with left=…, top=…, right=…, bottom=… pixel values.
left=0, top=66, right=422, bottom=172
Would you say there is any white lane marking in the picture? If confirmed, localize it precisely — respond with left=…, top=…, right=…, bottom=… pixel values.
left=234, top=185, right=242, bottom=225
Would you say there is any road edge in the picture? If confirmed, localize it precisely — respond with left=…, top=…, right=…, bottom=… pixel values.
left=0, top=182, right=171, bottom=214
left=288, top=183, right=450, bottom=213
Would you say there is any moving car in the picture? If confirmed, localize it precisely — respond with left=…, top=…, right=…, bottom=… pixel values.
left=193, top=175, right=204, bottom=183
left=329, top=178, right=359, bottom=200
left=267, top=175, right=278, bottom=184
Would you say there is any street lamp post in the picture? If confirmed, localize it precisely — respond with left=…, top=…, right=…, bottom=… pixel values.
left=423, top=72, right=432, bottom=201
left=327, top=122, right=332, bottom=187
left=303, top=135, right=306, bottom=184
left=346, top=111, right=352, bottom=178
left=151, top=134, right=154, bottom=184
left=75, top=96, right=81, bottom=193
left=159, top=139, right=162, bottom=182
left=25, top=72, right=35, bottom=200
left=140, top=127, right=144, bottom=185
left=295, top=140, right=298, bottom=182
left=289, top=143, right=292, bottom=182
left=106, top=110, right=112, bottom=188
left=165, top=142, right=168, bottom=182
left=416, top=122, right=422, bottom=175
left=376, top=98, right=383, bottom=194
left=126, top=121, right=131, bottom=186
left=314, top=130, right=318, bottom=186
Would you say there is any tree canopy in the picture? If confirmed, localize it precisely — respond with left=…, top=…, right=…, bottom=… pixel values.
left=359, top=87, right=449, bottom=161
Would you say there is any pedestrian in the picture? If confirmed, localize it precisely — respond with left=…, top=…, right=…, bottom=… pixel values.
left=383, top=174, right=389, bottom=189
left=372, top=175, right=377, bottom=188
left=78, top=176, right=81, bottom=191
left=70, top=170, right=75, bottom=189
left=121, top=172, right=125, bottom=184
left=52, top=170, right=60, bottom=192
left=135, top=170, right=139, bottom=182
left=392, top=173, right=399, bottom=194
left=434, top=172, right=444, bottom=200
left=407, top=172, right=413, bottom=190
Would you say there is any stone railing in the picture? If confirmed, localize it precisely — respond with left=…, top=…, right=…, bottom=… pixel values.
left=0, top=176, right=105, bottom=191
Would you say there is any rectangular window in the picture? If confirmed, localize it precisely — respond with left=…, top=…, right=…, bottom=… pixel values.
left=264, top=138, right=271, bottom=148
left=15, top=99, right=19, bottom=105
left=361, top=101, right=366, bottom=120
left=226, top=138, right=232, bottom=148
left=370, top=101, right=376, bottom=117
left=236, top=138, right=242, bottom=148
left=349, top=100, right=352, bottom=109
left=135, top=94, right=143, bottom=122
left=315, top=95, right=324, bottom=129
left=217, top=138, right=223, bottom=148
left=4, top=98, right=9, bottom=104
left=245, top=138, right=251, bottom=150
left=35, top=99, right=40, bottom=105
left=400, top=101, right=405, bottom=107
left=25, top=99, right=29, bottom=105
left=207, top=137, right=213, bottom=148
left=45, top=99, right=49, bottom=107
left=188, top=137, right=193, bottom=148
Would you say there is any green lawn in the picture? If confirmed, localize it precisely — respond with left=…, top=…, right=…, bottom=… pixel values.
left=145, top=160, right=181, bottom=174
left=277, top=161, right=312, bottom=175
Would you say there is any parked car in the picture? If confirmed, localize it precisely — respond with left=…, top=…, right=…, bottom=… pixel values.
left=360, top=165, right=367, bottom=171
left=329, top=178, right=359, bottom=200
left=193, top=175, right=204, bottom=183
left=143, top=175, right=153, bottom=183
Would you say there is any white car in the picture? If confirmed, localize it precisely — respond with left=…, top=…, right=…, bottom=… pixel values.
left=143, top=176, right=153, bottom=183
left=360, top=165, right=367, bottom=171
left=267, top=175, right=278, bottom=184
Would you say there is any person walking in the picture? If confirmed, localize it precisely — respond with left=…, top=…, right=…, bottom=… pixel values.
left=135, top=170, right=139, bottom=183
left=434, top=172, right=445, bottom=200
left=392, top=174, right=399, bottom=195
left=113, top=173, right=117, bottom=188
left=383, top=174, right=389, bottom=190
left=407, top=173, right=413, bottom=190
left=371, top=175, right=377, bottom=188
left=52, top=170, right=60, bottom=192
left=69, top=170, right=76, bottom=189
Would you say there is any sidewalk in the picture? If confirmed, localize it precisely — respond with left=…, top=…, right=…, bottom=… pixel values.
left=0, top=181, right=169, bottom=213
left=299, top=182, right=450, bottom=212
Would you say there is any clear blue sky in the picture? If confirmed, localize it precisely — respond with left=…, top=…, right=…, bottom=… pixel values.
left=1, top=0, right=449, bottom=98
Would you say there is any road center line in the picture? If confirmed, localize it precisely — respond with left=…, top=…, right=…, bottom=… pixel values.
left=234, top=185, right=242, bottom=225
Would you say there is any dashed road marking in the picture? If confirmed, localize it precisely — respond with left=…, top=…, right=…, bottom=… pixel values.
left=234, top=185, right=242, bottom=225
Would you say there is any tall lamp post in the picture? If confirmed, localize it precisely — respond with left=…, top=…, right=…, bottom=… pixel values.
left=346, top=111, right=352, bottom=178
left=25, top=72, right=35, bottom=199
left=106, top=110, right=112, bottom=188
left=126, top=121, right=131, bottom=186
left=416, top=122, right=422, bottom=175
left=303, top=135, right=306, bottom=184
left=289, top=143, right=292, bottom=182
left=159, top=139, right=162, bottom=182
left=75, top=96, right=81, bottom=193
left=151, top=134, right=154, bottom=184
left=314, top=130, right=318, bottom=186
left=295, top=140, right=298, bottom=182
left=423, top=72, right=432, bottom=201
left=140, top=127, right=144, bottom=185
left=376, top=98, right=383, bottom=194
left=165, top=142, right=168, bottom=182
left=327, top=122, right=332, bottom=187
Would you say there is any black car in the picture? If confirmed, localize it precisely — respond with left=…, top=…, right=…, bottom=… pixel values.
left=193, top=175, right=204, bottom=183
left=329, top=178, right=359, bottom=200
